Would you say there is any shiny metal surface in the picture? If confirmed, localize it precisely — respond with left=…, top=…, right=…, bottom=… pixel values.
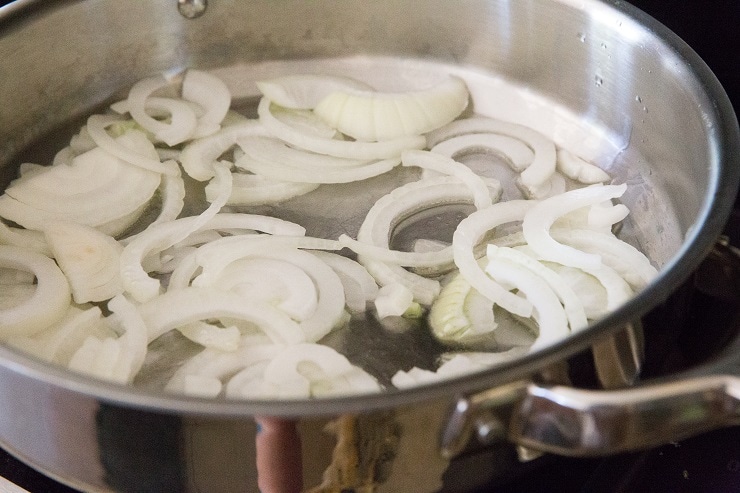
left=0, top=0, right=739, bottom=491
left=508, top=374, right=740, bottom=456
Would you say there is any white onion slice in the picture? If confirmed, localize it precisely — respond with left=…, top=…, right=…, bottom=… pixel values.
left=430, top=133, right=535, bottom=172
left=428, top=272, right=497, bottom=340
left=0, top=146, right=160, bottom=231
left=209, top=172, right=319, bottom=206
left=452, top=200, right=536, bottom=317
left=0, top=246, right=71, bottom=340
left=182, top=69, right=232, bottom=138
left=313, top=76, right=469, bottom=142
left=43, top=221, right=124, bottom=304
left=238, top=135, right=372, bottom=168
left=121, top=211, right=304, bottom=303
left=0, top=220, right=51, bottom=256
left=178, top=322, right=241, bottom=352
left=311, top=251, right=379, bottom=314
left=256, top=74, right=374, bottom=110
left=522, top=184, right=628, bottom=270
left=258, top=97, right=426, bottom=159
left=146, top=160, right=186, bottom=228
left=374, top=283, right=415, bottom=318
left=126, top=74, right=198, bottom=146
left=427, top=117, right=557, bottom=197
left=179, top=120, right=270, bottom=181
left=401, top=150, right=492, bottom=210
left=235, top=148, right=400, bottom=184
left=139, top=287, right=304, bottom=345
left=485, top=257, right=569, bottom=352
left=107, top=294, right=149, bottom=382
left=487, top=245, right=588, bottom=331
left=556, top=148, right=611, bottom=184
left=86, top=115, right=177, bottom=176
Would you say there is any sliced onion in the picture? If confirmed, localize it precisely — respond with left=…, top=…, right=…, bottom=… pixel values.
left=139, top=286, right=305, bottom=345
left=0, top=220, right=51, bottom=256
left=145, top=160, right=186, bottom=228
left=258, top=97, right=426, bottom=159
left=182, top=69, right=232, bottom=138
left=237, top=135, right=372, bottom=168
left=401, top=150, right=492, bottom=209
left=178, top=322, right=241, bottom=352
left=550, top=228, right=658, bottom=289
left=86, top=115, right=177, bottom=175
left=107, top=294, right=149, bottom=382
left=429, top=272, right=497, bottom=340
left=209, top=172, right=319, bottom=206
left=522, top=184, right=628, bottom=270
left=427, top=116, right=557, bottom=197
left=313, top=76, right=469, bottom=142
left=256, top=74, right=374, bottom=110
left=235, top=147, right=400, bottom=184
left=0, top=146, right=160, bottom=231
left=452, top=200, right=536, bottom=317
left=374, top=283, right=415, bottom=318
left=485, top=257, right=569, bottom=352
left=126, top=74, right=198, bottom=146
left=309, top=251, right=378, bottom=314
left=487, top=245, right=588, bottom=331
left=121, top=211, right=305, bottom=303
left=0, top=245, right=71, bottom=340
left=430, top=133, right=535, bottom=172
left=556, top=148, right=611, bottom=184
left=179, top=120, right=270, bottom=181
left=43, top=221, right=124, bottom=304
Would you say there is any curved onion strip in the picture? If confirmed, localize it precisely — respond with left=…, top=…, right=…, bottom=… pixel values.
left=258, top=97, right=426, bottom=159
left=556, top=148, right=611, bottom=184
left=401, top=150, right=492, bottom=209
left=210, top=257, right=318, bottom=321
left=0, top=147, right=160, bottom=231
left=178, top=322, right=241, bottom=352
left=238, top=136, right=372, bottom=168
left=485, top=257, right=569, bottom=352
left=43, top=221, right=124, bottom=304
left=261, top=343, right=355, bottom=396
left=487, top=245, right=588, bottom=331
left=452, top=200, right=536, bottom=317
left=550, top=228, right=657, bottom=289
left=193, top=234, right=340, bottom=286
left=518, top=171, right=566, bottom=200
left=256, top=74, right=374, bottom=110
left=311, top=251, right=378, bottom=314
left=339, top=234, right=452, bottom=267
left=355, top=175, right=501, bottom=287
left=182, top=69, right=232, bottom=138
left=121, top=210, right=303, bottom=304
left=0, top=220, right=51, bottom=256
left=119, top=161, right=230, bottom=301
left=374, top=283, right=415, bottom=318
left=179, top=120, right=270, bottom=181
left=0, top=245, right=71, bottom=340
left=235, top=151, right=400, bottom=184
left=86, top=116, right=176, bottom=175
left=588, top=202, right=630, bottom=230
left=428, top=272, right=496, bottom=340
left=427, top=116, right=557, bottom=196
left=126, top=74, right=198, bottom=146
left=107, top=294, right=149, bottom=383
left=430, top=133, right=535, bottom=172
left=208, top=172, right=319, bottom=206
left=146, top=160, right=186, bottom=228
left=271, top=105, right=338, bottom=139
left=139, top=287, right=304, bottom=345
left=167, top=342, right=282, bottom=394
left=313, top=76, right=469, bottom=142
left=522, top=184, right=627, bottom=270
left=5, top=305, right=107, bottom=365
left=193, top=244, right=344, bottom=342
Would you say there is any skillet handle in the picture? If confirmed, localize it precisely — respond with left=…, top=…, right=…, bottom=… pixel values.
left=507, top=374, right=740, bottom=456
left=440, top=374, right=740, bottom=458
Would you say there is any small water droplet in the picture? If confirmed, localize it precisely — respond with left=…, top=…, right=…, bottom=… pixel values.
left=600, top=42, right=607, bottom=49
left=577, top=32, right=586, bottom=42
left=643, top=106, right=649, bottom=113
left=635, top=95, right=642, bottom=103
left=594, top=75, right=603, bottom=87
left=178, top=0, right=207, bottom=19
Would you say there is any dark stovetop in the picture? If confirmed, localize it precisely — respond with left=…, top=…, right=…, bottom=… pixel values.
left=0, top=0, right=739, bottom=492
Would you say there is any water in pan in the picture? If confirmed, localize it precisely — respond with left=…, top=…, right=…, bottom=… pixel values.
left=1, top=56, right=682, bottom=394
